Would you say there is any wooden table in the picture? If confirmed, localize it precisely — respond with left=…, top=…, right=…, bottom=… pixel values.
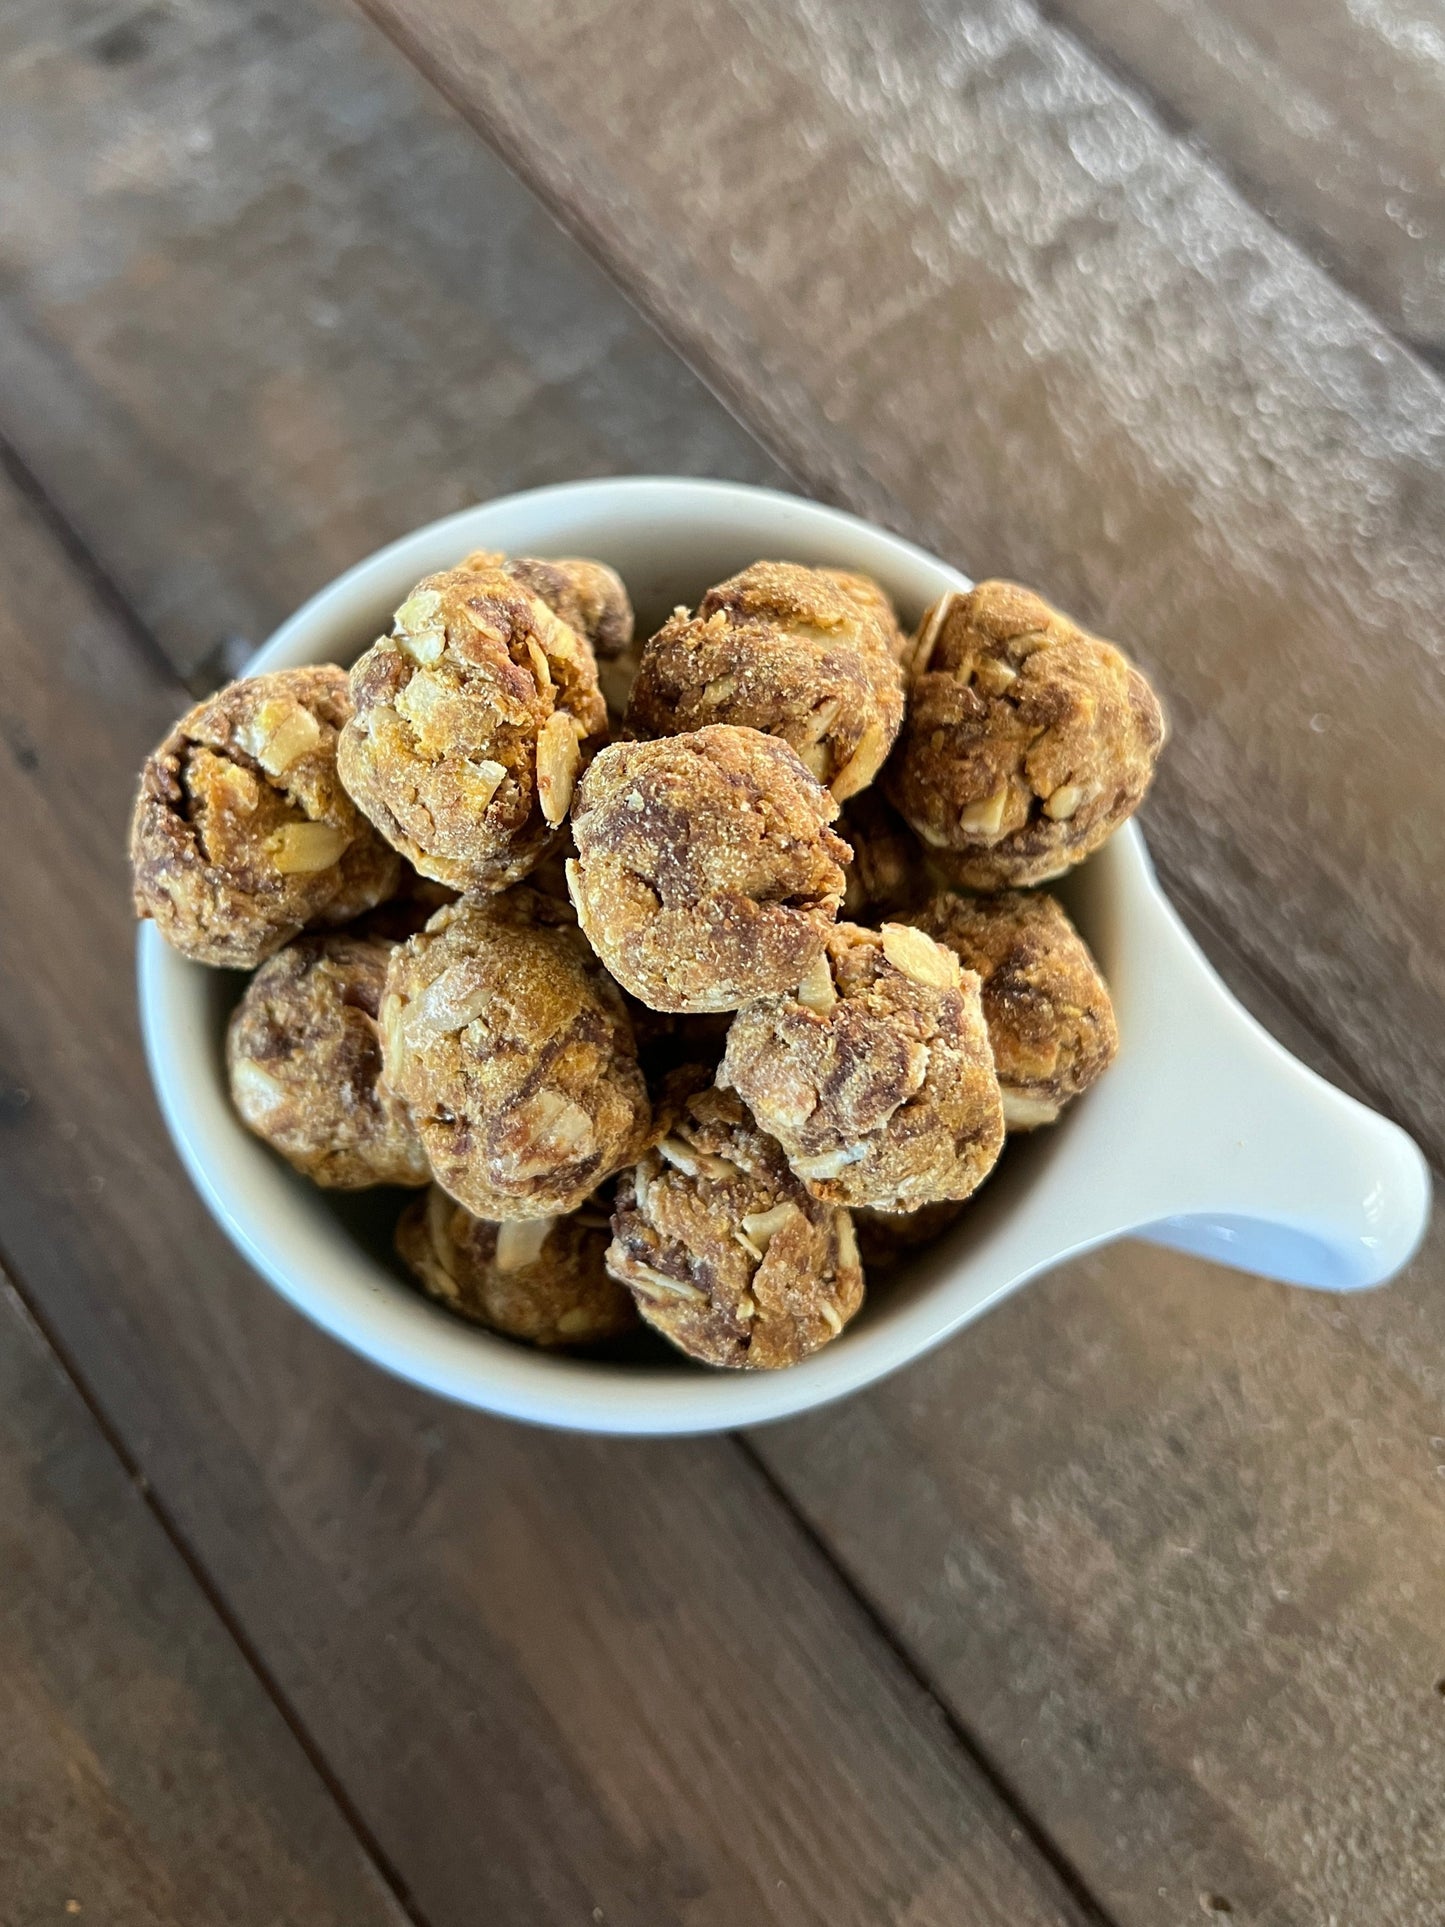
left=2, top=2, right=1442, bottom=1920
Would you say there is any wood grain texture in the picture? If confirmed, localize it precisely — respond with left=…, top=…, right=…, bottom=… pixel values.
left=361, top=0, right=1445, bottom=1175
left=0, top=1274, right=407, bottom=1927
left=0, top=0, right=782, bottom=688
left=0, top=464, right=1089, bottom=1925
left=1043, top=0, right=1445, bottom=356
left=759, top=1221, right=1445, bottom=1925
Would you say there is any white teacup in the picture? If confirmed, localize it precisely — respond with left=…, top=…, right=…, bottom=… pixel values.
left=138, top=479, right=1431, bottom=1435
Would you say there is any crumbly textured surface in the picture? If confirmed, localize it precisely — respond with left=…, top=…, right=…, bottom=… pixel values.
left=910, top=888, right=1118, bottom=1127
left=567, top=725, right=851, bottom=1013
left=887, top=581, right=1165, bottom=889
left=458, top=551, right=634, bottom=660
left=337, top=563, right=608, bottom=893
left=379, top=892, right=651, bottom=1220
left=226, top=932, right=429, bottom=1188
left=839, top=790, right=927, bottom=920
left=627, top=562, right=905, bottom=801
left=131, top=666, right=401, bottom=969
left=855, top=1200, right=966, bottom=1269
left=396, top=1183, right=637, bottom=1346
left=606, top=1081, right=864, bottom=1369
left=719, top=920, right=1005, bottom=1209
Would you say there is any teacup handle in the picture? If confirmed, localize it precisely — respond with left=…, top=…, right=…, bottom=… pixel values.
left=1101, top=869, right=1431, bottom=1291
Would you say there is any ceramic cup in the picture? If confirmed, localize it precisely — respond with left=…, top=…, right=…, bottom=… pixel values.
left=138, top=478, right=1431, bottom=1434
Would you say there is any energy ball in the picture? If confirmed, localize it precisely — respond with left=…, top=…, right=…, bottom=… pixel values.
left=379, top=891, right=651, bottom=1222
left=131, top=666, right=400, bottom=969
left=627, top=561, right=905, bottom=802
left=839, top=790, right=927, bottom=921
left=719, top=919, right=1004, bottom=1211
left=887, top=581, right=1165, bottom=889
left=854, top=1200, right=966, bottom=1270
left=396, top=1183, right=637, bottom=1347
left=458, top=551, right=634, bottom=660
left=337, top=563, right=608, bottom=894
left=909, top=889, right=1118, bottom=1129
left=606, top=1080, right=864, bottom=1369
left=226, top=931, right=429, bottom=1189
left=567, top=724, right=850, bottom=1014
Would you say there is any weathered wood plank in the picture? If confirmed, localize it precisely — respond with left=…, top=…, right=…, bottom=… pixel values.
left=759, top=1219, right=1445, bottom=1925
left=1044, top=0, right=1445, bottom=357
left=361, top=0, right=1445, bottom=1176
left=0, top=0, right=782, bottom=688
left=0, top=1273, right=409, bottom=1927
left=0, top=465, right=1091, bottom=1923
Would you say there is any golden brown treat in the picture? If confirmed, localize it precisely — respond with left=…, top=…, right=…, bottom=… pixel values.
left=887, top=582, right=1165, bottom=889
left=337, top=564, right=608, bottom=894
left=627, top=561, right=905, bottom=802
left=606, top=1082, right=864, bottom=1369
left=909, top=889, right=1118, bottom=1128
left=226, top=932, right=429, bottom=1189
left=396, top=1183, right=637, bottom=1346
left=379, top=892, right=651, bottom=1221
left=854, top=1200, right=966, bottom=1270
left=567, top=725, right=851, bottom=1014
left=131, top=666, right=401, bottom=969
left=457, top=551, right=634, bottom=661
left=719, top=920, right=1004, bottom=1210
left=839, top=790, right=927, bottom=920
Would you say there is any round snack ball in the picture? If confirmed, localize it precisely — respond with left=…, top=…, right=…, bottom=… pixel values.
left=226, top=931, right=429, bottom=1189
left=337, top=563, right=608, bottom=894
left=909, top=889, right=1118, bottom=1129
left=379, top=891, right=652, bottom=1222
left=627, top=561, right=905, bottom=802
left=458, top=551, right=634, bottom=660
left=396, top=1184, right=637, bottom=1346
left=839, top=790, right=927, bottom=921
left=567, top=724, right=851, bottom=1014
left=887, top=581, right=1166, bottom=889
left=131, top=666, right=401, bottom=969
left=854, top=1200, right=966, bottom=1270
left=719, top=920, right=1004, bottom=1211
left=607, top=1080, right=864, bottom=1369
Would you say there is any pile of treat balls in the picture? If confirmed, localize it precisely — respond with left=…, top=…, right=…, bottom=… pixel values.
left=131, top=549, right=1165, bottom=1370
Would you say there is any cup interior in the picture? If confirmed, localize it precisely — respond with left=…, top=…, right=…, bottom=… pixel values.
left=139, top=478, right=1146, bottom=1433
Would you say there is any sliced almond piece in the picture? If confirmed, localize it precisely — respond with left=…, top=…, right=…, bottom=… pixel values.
left=1044, top=783, right=1085, bottom=821
left=625, top=1262, right=707, bottom=1305
left=230, top=1058, right=288, bottom=1118
left=795, top=953, right=837, bottom=1014
left=972, top=657, right=1018, bottom=697
left=1001, top=1090, right=1062, bottom=1130
left=269, top=821, right=348, bottom=874
left=830, top=721, right=887, bottom=803
left=833, top=1209, right=860, bottom=1273
left=461, top=758, right=507, bottom=812
left=702, top=673, right=738, bottom=704
left=960, top=787, right=1010, bottom=836
left=525, top=637, right=553, bottom=690
left=881, top=922, right=962, bottom=990
left=739, top=1201, right=803, bottom=1255
left=394, top=589, right=445, bottom=662
left=909, top=592, right=957, bottom=677
left=536, top=711, right=582, bottom=826
left=243, top=698, right=321, bottom=775
left=792, top=1144, right=867, bottom=1182
left=494, top=1217, right=554, bottom=1272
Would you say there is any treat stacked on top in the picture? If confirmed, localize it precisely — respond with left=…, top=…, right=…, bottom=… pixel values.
left=132, top=550, right=1163, bottom=1371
